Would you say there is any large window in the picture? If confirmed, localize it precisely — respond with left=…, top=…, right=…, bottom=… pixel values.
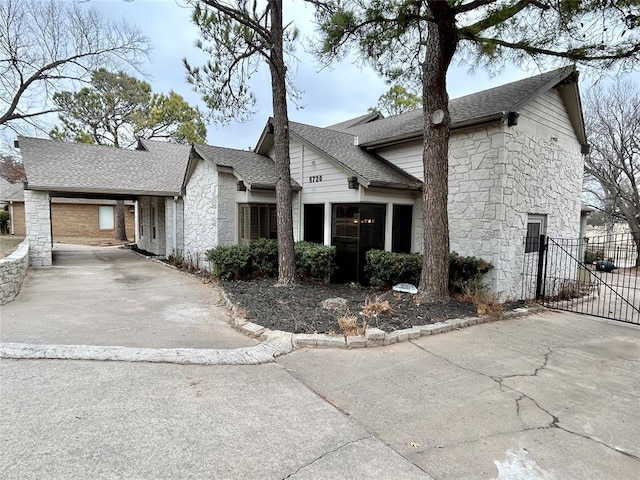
left=98, top=206, right=114, bottom=230
left=525, top=215, right=546, bottom=253
left=239, top=204, right=277, bottom=244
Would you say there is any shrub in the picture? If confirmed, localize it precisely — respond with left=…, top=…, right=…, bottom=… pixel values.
left=206, top=244, right=250, bottom=280
left=295, top=241, right=336, bottom=282
left=247, top=238, right=278, bottom=277
left=365, top=250, right=422, bottom=287
left=448, top=252, right=493, bottom=294
left=365, top=249, right=493, bottom=293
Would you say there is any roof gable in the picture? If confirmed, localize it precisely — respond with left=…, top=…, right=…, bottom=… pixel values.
left=188, top=144, right=300, bottom=191
left=337, top=66, right=586, bottom=149
left=290, top=121, right=421, bottom=189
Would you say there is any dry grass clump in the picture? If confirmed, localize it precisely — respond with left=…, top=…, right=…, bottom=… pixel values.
left=458, top=287, right=502, bottom=319
left=337, top=315, right=367, bottom=336
left=360, top=296, right=393, bottom=318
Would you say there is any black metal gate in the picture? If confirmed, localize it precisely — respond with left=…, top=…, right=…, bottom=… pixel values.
left=522, top=234, right=640, bottom=324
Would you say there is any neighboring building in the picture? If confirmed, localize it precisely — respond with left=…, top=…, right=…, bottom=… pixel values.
left=18, top=67, right=587, bottom=300
left=1, top=178, right=135, bottom=239
left=1, top=178, right=25, bottom=235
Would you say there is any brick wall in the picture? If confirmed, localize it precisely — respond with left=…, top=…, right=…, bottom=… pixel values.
left=51, top=203, right=135, bottom=239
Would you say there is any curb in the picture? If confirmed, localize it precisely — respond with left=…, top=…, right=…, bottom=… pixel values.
left=0, top=331, right=294, bottom=365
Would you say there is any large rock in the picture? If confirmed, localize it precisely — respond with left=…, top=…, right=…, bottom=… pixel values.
left=321, top=297, right=348, bottom=311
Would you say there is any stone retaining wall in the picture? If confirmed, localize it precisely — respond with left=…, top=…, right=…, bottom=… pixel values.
left=1, top=239, right=29, bottom=304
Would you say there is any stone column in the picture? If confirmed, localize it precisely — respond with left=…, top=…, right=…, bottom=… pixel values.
left=24, top=189, right=52, bottom=267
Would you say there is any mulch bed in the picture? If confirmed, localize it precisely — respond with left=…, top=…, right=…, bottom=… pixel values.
left=220, top=278, right=478, bottom=334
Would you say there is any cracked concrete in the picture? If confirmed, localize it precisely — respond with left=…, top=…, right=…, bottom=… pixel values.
left=279, top=310, right=640, bottom=479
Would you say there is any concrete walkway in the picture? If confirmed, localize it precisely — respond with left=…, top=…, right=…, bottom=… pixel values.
left=0, top=244, right=258, bottom=350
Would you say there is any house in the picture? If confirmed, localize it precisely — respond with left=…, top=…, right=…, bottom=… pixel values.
left=254, top=66, right=587, bottom=298
left=18, top=66, right=587, bottom=300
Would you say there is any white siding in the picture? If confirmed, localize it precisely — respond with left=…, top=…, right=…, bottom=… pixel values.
left=376, top=139, right=423, bottom=179
left=136, top=196, right=166, bottom=256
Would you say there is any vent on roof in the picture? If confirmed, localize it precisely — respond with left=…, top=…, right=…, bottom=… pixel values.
left=353, top=136, right=359, bottom=146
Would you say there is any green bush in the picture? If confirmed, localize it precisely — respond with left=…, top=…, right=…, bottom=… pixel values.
left=365, top=250, right=422, bottom=287
left=207, top=244, right=250, bottom=280
left=295, top=241, right=336, bottom=282
left=248, top=238, right=279, bottom=277
left=0, top=211, right=9, bottom=222
left=365, top=249, right=493, bottom=292
left=448, top=252, right=493, bottom=294
left=207, top=240, right=335, bottom=282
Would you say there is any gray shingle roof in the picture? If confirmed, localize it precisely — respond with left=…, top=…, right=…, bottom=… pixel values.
left=193, top=144, right=301, bottom=190
left=337, top=66, right=577, bottom=146
left=19, top=137, right=190, bottom=196
left=290, top=121, right=421, bottom=189
left=0, top=178, right=24, bottom=201
left=326, top=111, right=383, bottom=130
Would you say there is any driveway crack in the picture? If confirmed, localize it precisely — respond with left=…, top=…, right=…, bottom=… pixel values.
left=409, top=341, right=639, bottom=462
left=281, top=435, right=372, bottom=479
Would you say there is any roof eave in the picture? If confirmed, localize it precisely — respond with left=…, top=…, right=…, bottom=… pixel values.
left=24, top=185, right=181, bottom=198
left=368, top=181, right=423, bottom=191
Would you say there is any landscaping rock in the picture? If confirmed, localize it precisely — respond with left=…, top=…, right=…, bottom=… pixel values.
left=320, top=297, right=349, bottom=311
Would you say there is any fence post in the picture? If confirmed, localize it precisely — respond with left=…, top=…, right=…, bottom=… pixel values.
left=535, top=234, right=547, bottom=300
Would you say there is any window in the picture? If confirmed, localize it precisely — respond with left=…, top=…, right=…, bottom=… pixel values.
left=304, top=204, right=325, bottom=244
left=238, top=204, right=277, bottom=244
left=98, top=206, right=114, bottom=230
left=151, top=207, right=157, bottom=239
left=139, top=207, right=144, bottom=237
left=525, top=215, right=546, bottom=253
left=392, top=204, right=413, bottom=253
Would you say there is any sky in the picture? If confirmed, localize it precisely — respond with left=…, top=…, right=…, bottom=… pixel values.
left=80, top=0, right=554, bottom=150
left=7, top=0, right=639, bottom=152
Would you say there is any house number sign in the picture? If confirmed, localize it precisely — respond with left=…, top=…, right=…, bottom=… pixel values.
left=309, top=175, right=323, bottom=183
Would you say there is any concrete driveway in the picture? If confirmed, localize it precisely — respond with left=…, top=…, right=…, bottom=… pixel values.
left=279, top=311, right=640, bottom=479
left=0, top=243, right=257, bottom=349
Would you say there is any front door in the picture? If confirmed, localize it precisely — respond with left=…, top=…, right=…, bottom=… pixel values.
left=332, top=203, right=386, bottom=283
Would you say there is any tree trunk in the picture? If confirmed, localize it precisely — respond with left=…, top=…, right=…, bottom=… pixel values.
left=115, top=200, right=128, bottom=241
left=268, top=0, right=296, bottom=285
left=418, top=2, right=458, bottom=302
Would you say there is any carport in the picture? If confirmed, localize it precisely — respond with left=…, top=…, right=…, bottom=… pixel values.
left=17, top=137, right=190, bottom=266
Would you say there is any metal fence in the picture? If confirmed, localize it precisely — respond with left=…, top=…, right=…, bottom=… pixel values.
left=522, top=234, right=640, bottom=324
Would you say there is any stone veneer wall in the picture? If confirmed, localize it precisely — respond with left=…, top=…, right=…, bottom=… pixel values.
left=184, top=159, right=219, bottom=270
left=0, top=239, right=29, bottom=304
left=500, top=128, right=582, bottom=299
left=216, top=172, right=236, bottom=247
left=448, top=124, right=505, bottom=294
left=24, top=189, right=52, bottom=267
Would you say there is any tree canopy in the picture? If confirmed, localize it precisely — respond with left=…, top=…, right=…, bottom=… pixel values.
left=0, top=0, right=150, bottom=134
left=50, top=69, right=207, bottom=148
left=316, top=0, right=640, bottom=301
left=369, top=84, right=422, bottom=116
left=584, top=79, right=640, bottom=265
